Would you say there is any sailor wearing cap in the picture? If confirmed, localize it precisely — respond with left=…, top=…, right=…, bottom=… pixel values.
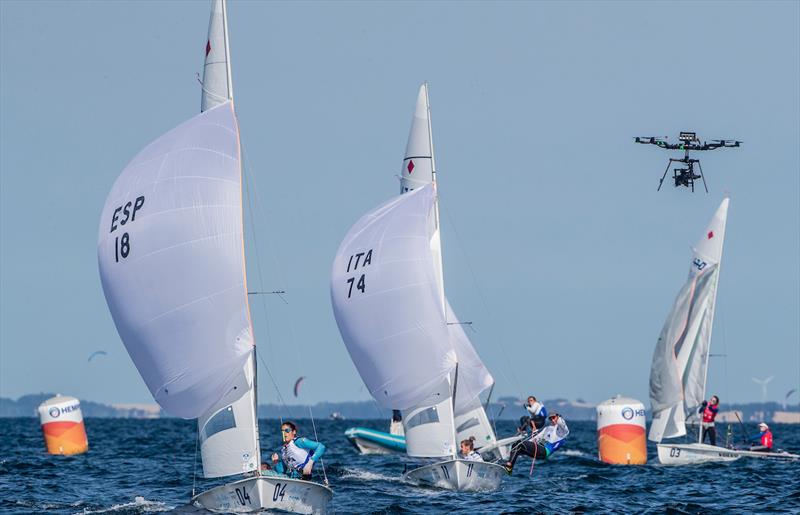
left=749, top=422, right=773, bottom=452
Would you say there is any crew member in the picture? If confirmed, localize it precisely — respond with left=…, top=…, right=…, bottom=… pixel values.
left=271, top=421, right=326, bottom=479
left=459, top=437, right=484, bottom=462
left=699, top=395, right=720, bottom=446
left=524, top=396, right=548, bottom=430
left=749, top=422, right=773, bottom=452
left=504, top=413, right=569, bottom=474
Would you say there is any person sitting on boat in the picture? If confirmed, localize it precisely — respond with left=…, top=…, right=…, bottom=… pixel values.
left=516, top=415, right=533, bottom=435
left=459, top=437, right=484, bottom=462
left=504, top=413, right=569, bottom=473
left=698, top=395, right=720, bottom=446
left=524, top=396, right=548, bottom=430
left=270, top=421, right=326, bottom=480
left=748, top=422, right=773, bottom=452
left=389, top=409, right=404, bottom=436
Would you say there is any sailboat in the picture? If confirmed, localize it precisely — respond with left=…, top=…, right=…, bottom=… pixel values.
left=97, top=1, right=332, bottom=512
left=330, top=84, right=506, bottom=491
left=648, top=198, right=798, bottom=464
left=345, top=410, right=407, bottom=455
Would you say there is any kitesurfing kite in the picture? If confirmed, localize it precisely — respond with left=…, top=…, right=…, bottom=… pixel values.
left=293, top=376, right=306, bottom=398
left=87, top=350, right=108, bottom=362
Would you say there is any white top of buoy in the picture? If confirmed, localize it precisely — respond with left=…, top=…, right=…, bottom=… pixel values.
left=597, top=395, right=643, bottom=407
left=38, top=395, right=79, bottom=408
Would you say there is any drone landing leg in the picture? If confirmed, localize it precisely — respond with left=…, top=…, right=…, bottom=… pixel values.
left=657, top=160, right=672, bottom=191
left=697, top=161, right=708, bottom=193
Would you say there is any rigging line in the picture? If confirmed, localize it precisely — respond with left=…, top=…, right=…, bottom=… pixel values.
left=438, top=193, right=524, bottom=395
left=308, top=406, right=329, bottom=486
left=719, top=299, right=731, bottom=413
left=242, top=147, right=288, bottom=423
left=256, top=349, right=291, bottom=424
left=240, top=145, right=303, bottom=372
left=241, top=146, right=320, bottom=437
left=240, top=152, right=325, bottom=452
left=192, top=425, right=199, bottom=497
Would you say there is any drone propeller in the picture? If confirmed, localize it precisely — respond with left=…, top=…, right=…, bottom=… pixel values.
left=710, top=139, right=742, bottom=147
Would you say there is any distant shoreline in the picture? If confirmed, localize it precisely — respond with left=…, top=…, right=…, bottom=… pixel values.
left=3, top=393, right=798, bottom=423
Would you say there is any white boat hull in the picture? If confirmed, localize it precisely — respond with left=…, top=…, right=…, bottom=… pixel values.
left=192, top=475, right=333, bottom=514
left=657, top=443, right=800, bottom=465
left=403, top=459, right=505, bottom=492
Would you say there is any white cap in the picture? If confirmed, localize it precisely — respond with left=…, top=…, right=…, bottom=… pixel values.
left=759, top=422, right=769, bottom=429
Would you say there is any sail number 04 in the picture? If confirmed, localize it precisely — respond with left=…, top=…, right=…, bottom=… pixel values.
left=345, top=249, right=372, bottom=298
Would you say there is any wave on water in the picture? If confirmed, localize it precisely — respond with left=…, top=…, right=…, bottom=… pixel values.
left=76, top=496, right=172, bottom=514
left=338, top=467, right=403, bottom=483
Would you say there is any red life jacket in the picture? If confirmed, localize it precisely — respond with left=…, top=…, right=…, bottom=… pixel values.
left=702, top=404, right=718, bottom=423
left=761, top=431, right=773, bottom=449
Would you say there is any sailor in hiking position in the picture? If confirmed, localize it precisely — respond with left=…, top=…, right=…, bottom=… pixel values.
left=271, top=421, right=326, bottom=479
left=524, top=396, right=548, bottom=430
left=699, top=395, right=720, bottom=446
left=504, top=413, right=569, bottom=473
left=749, top=422, right=773, bottom=452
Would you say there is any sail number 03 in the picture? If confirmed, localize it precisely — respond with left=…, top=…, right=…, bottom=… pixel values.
left=108, top=195, right=145, bottom=263
left=344, top=249, right=373, bottom=298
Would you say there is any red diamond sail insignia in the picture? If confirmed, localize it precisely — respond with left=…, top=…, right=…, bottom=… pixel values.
left=407, top=160, right=414, bottom=174
left=707, top=231, right=714, bottom=239
left=205, top=40, right=211, bottom=57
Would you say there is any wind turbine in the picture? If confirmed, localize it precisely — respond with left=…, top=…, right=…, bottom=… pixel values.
left=752, top=376, right=774, bottom=403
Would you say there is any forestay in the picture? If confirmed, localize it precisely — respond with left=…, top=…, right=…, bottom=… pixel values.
left=648, top=198, right=729, bottom=443
left=446, top=300, right=493, bottom=411
left=330, top=185, right=456, bottom=411
left=98, top=101, right=253, bottom=420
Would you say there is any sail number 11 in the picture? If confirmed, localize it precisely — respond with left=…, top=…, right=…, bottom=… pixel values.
left=345, top=249, right=372, bottom=298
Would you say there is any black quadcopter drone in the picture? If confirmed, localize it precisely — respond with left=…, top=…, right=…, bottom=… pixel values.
left=634, top=131, right=741, bottom=192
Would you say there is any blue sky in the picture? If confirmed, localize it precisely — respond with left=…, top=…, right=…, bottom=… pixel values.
left=1, top=1, right=798, bottom=409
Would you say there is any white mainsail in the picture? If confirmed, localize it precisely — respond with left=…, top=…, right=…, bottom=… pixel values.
left=403, top=84, right=496, bottom=451
left=648, top=198, right=729, bottom=443
left=201, top=0, right=233, bottom=112
left=332, top=84, right=496, bottom=460
left=99, top=0, right=260, bottom=479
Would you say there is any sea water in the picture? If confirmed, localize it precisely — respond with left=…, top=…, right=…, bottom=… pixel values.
left=1, top=418, right=798, bottom=513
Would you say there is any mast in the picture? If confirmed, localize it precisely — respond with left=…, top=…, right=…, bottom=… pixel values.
left=696, top=203, right=727, bottom=444
left=425, top=83, right=460, bottom=458
left=424, top=82, right=447, bottom=316
left=450, top=363, right=459, bottom=459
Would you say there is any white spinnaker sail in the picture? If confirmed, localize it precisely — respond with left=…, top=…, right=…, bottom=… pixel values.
left=330, top=185, right=456, bottom=410
left=648, top=198, right=729, bottom=443
left=201, top=0, right=233, bottom=112
left=98, top=101, right=252, bottom=420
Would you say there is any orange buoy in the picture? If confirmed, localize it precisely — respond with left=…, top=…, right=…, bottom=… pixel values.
left=37, top=395, right=89, bottom=455
left=596, top=396, right=646, bottom=465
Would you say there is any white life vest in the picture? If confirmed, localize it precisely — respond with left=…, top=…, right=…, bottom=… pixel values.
left=281, top=439, right=311, bottom=470
left=462, top=450, right=484, bottom=462
left=533, top=418, right=569, bottom=445
left=526, top=402, right=544, bottom=417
